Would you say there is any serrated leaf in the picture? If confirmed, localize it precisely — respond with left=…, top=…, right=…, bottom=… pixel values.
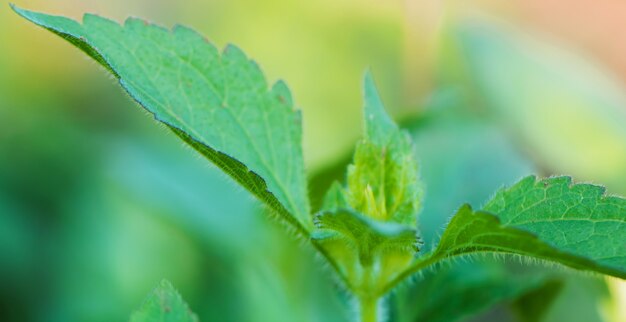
left=433, top=176, right=626, bottom=278
left=344, top=72, right=421, bottom=225
left=129, top=280, right=198, bottom=322
left=12, top=6, right=311, bottom=231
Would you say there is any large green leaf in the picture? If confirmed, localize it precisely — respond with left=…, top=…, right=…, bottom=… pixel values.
left=12, top=5, right=311, bottom=231
left=435, top=176, right=626, bottom=279
left=130, top=280, right=198, bottom=322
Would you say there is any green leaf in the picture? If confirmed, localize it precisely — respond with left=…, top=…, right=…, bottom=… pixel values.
left=434, top=176, right=626, bottom=279
left=321, top=181, right=350, bottom=211
left=512, top=278, right=563, bottom=322
left=392, top=260, right=562, bottom=322
left=405, top=103, right=534, bottom=249
left=314, top=208, right=418, bottom=265
left=129, top=280, right=198, bottom=322
left=312, top=74, right=422, bottom=293
left=313, top=208, right=419, bottom=293
left=12, top=5, right=311, bottom=231
left=343, top=72, right=421, bottom=225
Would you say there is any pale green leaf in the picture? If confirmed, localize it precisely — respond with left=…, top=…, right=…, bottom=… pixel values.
left=12, top=5, right=311, bottom=231
left=344, top=72, right=421, bottom=225
left=129, top=280, right=198, bottom=322
left=434, top=176, right=626, bottom=279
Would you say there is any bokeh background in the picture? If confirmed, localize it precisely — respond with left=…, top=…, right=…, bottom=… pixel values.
left=1, top=1, right=626, bottom=321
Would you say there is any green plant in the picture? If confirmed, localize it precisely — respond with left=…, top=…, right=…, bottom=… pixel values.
left=11, top=5, right=626, bottom=322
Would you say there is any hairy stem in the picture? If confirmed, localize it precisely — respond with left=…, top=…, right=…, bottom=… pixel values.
left=355, top=262, right=382, bottom=322
left=358, top=295, right=379, bottom=322
left=377, top=252, right=443, bottom=297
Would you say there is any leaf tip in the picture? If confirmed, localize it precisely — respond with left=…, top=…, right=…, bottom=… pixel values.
left=9, top=4, right=31, bottom=19
left=157, top=278, right=175, bottom=290
left=223, top=43, right=244, bottom=57
left=363, top=68, right=375, bottom=86
left=459, top=203, right=474, bottom=213
left=271, top=79, right=293, bottom=106
left=361, top=70, right=396, bottom=139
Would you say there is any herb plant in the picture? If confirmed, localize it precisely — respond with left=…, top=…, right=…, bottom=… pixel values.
left=12, top=5, right=626, bottom=322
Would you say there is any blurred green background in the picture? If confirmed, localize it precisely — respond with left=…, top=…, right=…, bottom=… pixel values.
left=1, top=1, right=626, bottom=321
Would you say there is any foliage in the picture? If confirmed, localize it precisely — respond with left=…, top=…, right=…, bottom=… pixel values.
left=130, top=280, right=198, bottom=322
left=11, top=4, right=626, bottom=322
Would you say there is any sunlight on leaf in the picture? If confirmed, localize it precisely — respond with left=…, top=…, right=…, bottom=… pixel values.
left=12, top=5, right=311, bottom=232
left=434, top=176, right=626, bottom=279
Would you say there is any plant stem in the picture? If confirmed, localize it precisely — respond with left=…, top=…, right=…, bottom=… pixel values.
left=358, top=295, right=379, bottom=322
left=376, top=252, right=443, bottom=297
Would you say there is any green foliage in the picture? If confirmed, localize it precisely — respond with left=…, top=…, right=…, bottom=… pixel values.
left=485, top=176, right=626, bottom=274
left=512, top=278, right=564, bottom=322
left=11, top=5, right=311, bottom=234
left=344, top=73, right=422, bottom=225
left=312, top=74, right=422, bottom=301
left=392, top=260, right=562, bottom=322
left=12, top=4, right=626, bottom=322
left=130, top=280, right=198, bottom=322
left=432, top=176, right=626, bottom=279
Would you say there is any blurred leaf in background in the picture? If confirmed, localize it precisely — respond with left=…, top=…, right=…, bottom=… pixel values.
left=444, top=18, right=626, bottom=193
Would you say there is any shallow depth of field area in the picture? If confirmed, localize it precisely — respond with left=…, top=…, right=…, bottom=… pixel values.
left=1, top=1, right=626, bottom=322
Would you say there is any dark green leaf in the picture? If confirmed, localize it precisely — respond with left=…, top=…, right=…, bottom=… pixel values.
left=392, top=261, right=561, bottom=322
left=512, top=278, right=564, bottom=322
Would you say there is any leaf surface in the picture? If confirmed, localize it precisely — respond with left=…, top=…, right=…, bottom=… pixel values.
left=392, top=260, right=562, bottom=322
left=434, top=176, right=626, bottom=278
left=312, top=74, right=422, bottom=292
left=12, top=5, right=311, bottom=230
left=314, top=208, right=418, bottom=265
left=130, top=280, right=198, bottom=322
left=344, top=72, right=421, bottom=225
